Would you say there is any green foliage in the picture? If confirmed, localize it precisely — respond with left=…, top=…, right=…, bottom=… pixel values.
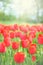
left=0, top=0, right=11, bottom=3
left=0, top=12, right=16, bottom=21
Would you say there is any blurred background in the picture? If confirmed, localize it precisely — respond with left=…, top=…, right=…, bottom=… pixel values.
left=0, top=0, right=43, bottom=24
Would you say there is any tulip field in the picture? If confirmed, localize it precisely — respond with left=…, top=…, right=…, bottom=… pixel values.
left=0, top=24, right=43, bottom=65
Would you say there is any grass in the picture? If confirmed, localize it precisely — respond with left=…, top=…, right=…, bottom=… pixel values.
left=0, top=21, right=43, bottom=25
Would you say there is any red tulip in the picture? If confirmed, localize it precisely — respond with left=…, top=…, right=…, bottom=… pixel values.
left=12, top=42, right=20, bottom=50
left=9, top=32, right=15, bottom=38
left=27, top=35, right=33, bottom=43
left=0, top=43, right=6, bottom=53
left=4, top=37, right=10, bottom=47
left=38, top=34, right=43, bottom=44
left=30, top=44, right=36, bottom=47
left=14, top=31, right=21, bottom=37
left=20, top=34, right=27, bottom=40
left=13, top=24, right=19, bottom=31
left=14, top=31, right=27, bottom=40
left=28, top=44, right=36, bottom=54
left=29, top=31, right=36, bottom=38
left=0, top=24, right=4, bottom=32
left=9, top=24, right=19, bottom=31
left=19, top=25, right=28, bottom=33
left=14, top=52, right=25, bottom=63
left=21, top=39, right=29, bottom=48
left=40, top=25, right=43, bottom=32
left=4, top=25, right=11, bottom=31
left=2, top=30, right=9, bottom=38
left=32, top=55, right=36, bottom=62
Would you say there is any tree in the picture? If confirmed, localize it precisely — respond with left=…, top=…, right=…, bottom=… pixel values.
left=35, top=0, right=43, bottom=23
left=0, top=0, right=11, bottom=12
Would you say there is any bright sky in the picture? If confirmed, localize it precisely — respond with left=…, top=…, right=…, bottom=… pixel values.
left=11, top=0, right=37, bottom=17
left=0, top=0, right=37, bottom=18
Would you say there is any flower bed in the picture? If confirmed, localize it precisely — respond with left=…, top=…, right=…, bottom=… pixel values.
left=0, top=24, right=43, bottom=65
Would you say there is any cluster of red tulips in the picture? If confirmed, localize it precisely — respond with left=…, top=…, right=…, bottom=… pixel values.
left=0, top=24, right=43, bottom=65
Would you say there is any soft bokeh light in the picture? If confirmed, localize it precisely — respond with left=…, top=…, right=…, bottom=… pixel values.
left=11, top=0, right=37, bottom=17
